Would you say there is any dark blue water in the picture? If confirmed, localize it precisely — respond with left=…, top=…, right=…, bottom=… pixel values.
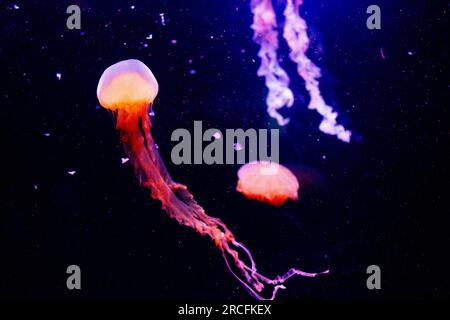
left=0, top=0, right=447, bottom=300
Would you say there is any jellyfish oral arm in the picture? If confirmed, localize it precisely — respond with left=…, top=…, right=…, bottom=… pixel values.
left=251, top=0, right=352, bottom=142
left=251, top=0, right=294, bottom=126
left=282, top=0, right=351, bottom=142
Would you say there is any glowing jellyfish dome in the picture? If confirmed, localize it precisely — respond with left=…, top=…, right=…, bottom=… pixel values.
left=237, top=161, right=299, bottom=206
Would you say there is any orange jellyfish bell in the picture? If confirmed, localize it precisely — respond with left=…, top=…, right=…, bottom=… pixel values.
left=97, top=59, right=158, bottom=114
left=237, top=161, right=299, bottom=206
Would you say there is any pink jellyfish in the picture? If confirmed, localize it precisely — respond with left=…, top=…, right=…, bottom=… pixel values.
left=97, top=59, right=328, bottom=300
left=251, top=0, right=352, bottom=142
left=237, top=161, right=299, bottom=206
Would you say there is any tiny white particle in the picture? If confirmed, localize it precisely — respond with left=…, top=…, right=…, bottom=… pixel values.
left=213, top=132, right=222, bottom=139
left=67, top=170, right=76, bottom=176
left=13, top=4, right=19, bottom=10
left=146, top=34, right=153, bottom=40
left=56, top=73, right=62, bottom=80
left=233, top=143, right=243, bottom=151
left=43, top=133, right=50, bottom=137
left=121, top=157, right=129, bottom=164
left=130, top=5, right=135, bottom=10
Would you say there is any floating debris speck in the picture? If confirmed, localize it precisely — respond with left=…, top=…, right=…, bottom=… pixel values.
left=380, top=47, right=386, bottom=60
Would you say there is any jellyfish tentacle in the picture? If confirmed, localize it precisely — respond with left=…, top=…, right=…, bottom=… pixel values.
left=220, top=238, right=328, bottom=300
left=116, top=109, right=326, bottom=300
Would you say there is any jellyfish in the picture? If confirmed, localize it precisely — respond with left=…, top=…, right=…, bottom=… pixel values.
left=237, top=161, right=299, bottom=206
left=251, top=0, right=352, bottom=142
left=97, top=59, right=328, bottom=300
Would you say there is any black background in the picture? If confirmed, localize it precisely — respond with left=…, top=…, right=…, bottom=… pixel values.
left=0, top=0, right=448, bottom=301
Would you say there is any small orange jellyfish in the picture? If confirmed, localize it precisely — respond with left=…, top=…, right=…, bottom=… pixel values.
left=97, top=59, right=327, bottom=300
left=237, top=161, right=299, bottom=206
